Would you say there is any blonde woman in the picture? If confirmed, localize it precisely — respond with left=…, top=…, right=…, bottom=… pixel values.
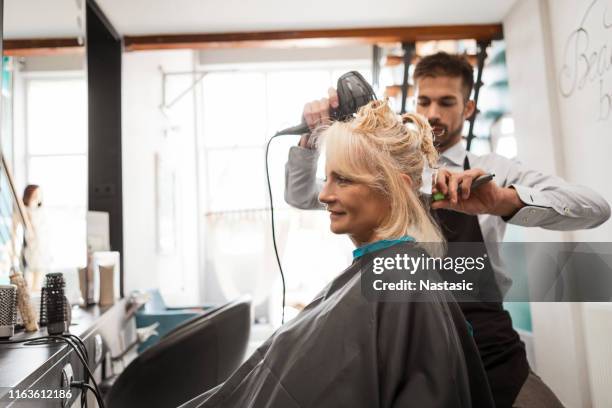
left=180, top=100, right=493, bottom=408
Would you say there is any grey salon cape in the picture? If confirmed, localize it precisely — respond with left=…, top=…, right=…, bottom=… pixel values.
left=179, top=242, right=493, bottom=408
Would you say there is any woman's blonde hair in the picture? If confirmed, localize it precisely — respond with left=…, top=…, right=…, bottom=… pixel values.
left=318, top=99, right=445, bottom=255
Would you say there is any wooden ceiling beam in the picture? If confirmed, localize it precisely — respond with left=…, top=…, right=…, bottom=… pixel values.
left=2, top=24, right=504, bottom=55
left=124, top=24, right=503, bottom=52
left=3, top=38, right=84, bottom=57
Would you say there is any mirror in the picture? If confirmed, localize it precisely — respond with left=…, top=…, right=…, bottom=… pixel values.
left=1, top=0, right=87, bottom=292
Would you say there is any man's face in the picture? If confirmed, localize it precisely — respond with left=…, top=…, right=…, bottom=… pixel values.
left=415, top=76, right=474, bottom=152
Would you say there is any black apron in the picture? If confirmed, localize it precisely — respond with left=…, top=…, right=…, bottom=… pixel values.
left=433, top=156, right=529, bottom=408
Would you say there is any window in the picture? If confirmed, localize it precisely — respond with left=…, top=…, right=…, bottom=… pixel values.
left=201, top=67, right=370, bottom=212
left=200, top=64, right=370, bottom=324
left=24, top=77, right=87, bottom=269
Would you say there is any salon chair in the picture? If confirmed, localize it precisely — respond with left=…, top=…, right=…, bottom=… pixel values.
left=135, top=289, right=216, bottom=352
left=104, top=296, right=252, bottom=408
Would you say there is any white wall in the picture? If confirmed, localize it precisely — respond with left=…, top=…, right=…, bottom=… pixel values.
left=546, top=0, right=612, bottom=242
left=504, top=0, right=568, bottom=242
left=545, top=2, right=612, bottom=406
left=504, top=6, right=586, bottom=407
left=122, top=50, right=200, bottom=305
left=504, top=1, right=612, bottom=406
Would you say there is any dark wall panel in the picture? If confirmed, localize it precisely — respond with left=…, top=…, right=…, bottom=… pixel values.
left=86, top=0, right=124, bottom=295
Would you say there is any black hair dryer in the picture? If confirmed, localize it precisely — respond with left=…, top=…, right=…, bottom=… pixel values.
left=275, top=71, right=377, bottom=136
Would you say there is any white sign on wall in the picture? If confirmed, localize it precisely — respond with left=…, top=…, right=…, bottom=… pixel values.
left=556, top=0, right=612, bottom=122
left=549, top=0, right=612, bottom=241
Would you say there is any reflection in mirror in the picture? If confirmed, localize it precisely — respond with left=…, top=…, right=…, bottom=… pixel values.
left=1, top=0, right=87, bottom=293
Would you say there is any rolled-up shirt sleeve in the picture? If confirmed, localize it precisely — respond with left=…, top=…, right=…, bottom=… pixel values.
left=284, top=146, right=324, bottom=210
left=501, top=160, right=611, bottom=230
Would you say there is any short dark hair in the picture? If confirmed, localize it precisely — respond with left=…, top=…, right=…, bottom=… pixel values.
left=413, top=52, right=474, bottom=100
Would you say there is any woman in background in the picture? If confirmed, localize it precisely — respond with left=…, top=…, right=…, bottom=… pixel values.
left=180, top=100, right=493, bottom=408
left=22, top=184, right=50, bottom=291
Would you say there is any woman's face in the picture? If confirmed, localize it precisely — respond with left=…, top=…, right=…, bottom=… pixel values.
left=319, top=163, right=390, bottom=246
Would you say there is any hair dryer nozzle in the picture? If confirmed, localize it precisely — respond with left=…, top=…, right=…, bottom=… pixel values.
left=275, top=122, right=310, bottom=136
left=275, top=71, right=376, bottom=136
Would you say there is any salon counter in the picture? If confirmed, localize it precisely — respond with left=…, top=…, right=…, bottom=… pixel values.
left=0, top=299, right=135, bottom=407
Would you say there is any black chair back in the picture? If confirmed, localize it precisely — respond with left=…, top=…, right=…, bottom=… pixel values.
left=105, top=296, right=251, bottom=408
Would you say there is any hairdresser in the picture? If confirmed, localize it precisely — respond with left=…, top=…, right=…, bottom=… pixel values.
left=284, top=52, right=610, bottom=408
